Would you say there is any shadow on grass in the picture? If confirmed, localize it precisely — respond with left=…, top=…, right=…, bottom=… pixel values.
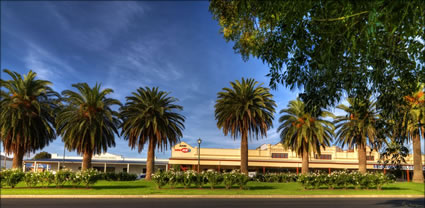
left=92, top=185, right=148, bottom=190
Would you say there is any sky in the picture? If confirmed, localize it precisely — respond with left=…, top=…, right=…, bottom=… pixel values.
left=0, top=1, right=421, bottom=159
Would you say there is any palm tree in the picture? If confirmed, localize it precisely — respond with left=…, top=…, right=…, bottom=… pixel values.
left=404, top=84, right=424, bottom=183
left=120, top=87, right=184, bottom=180
left=56, top=83, right=121, bottom=170
left=0, top=69, right=59, bottom=169
left=334, top=97, right=378, bottom=174
left=277, top=98, right=334, bottom=174
left=215, top=78, right=276, bottom=174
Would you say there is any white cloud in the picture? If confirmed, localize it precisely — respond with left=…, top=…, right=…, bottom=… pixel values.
left=24, top=42, right=76, bottom=89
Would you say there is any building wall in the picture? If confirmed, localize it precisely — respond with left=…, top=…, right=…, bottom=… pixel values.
left=170, top=141, right=425, bottom=171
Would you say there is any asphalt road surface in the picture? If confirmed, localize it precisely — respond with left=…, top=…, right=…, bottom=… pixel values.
left=2, top=198, right=425, bottom=208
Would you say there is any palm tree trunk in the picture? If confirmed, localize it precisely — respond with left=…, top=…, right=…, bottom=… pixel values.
left=358, top=142, right=367, bottom=174
left=301, top=146, right=309, bottom=174
left=12, top=148, right=24, bottom=169
left=240, top=131, right=248, bottom=175
left=82, top=150, right=92, bottom=170
left=412, top=133, right=424, bottom=183
left=145, top=138, right=155, bottom=181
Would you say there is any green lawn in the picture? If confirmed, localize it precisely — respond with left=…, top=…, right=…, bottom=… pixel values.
left=1, top=180, right=423, bottom=195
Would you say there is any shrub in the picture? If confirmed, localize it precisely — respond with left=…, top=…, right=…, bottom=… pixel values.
left=1, top=169, right=25, bottom=188
left=222, top=170, right=238, bottom=189
left=193, top=172, right=208, bottom=188
left=182, top=170, right=197, bottom=189
left=39, top=171, right=54, bottom=188
left=205, top=171, right=222, bottom=189
left=167, top=170, right=183, bottom=189
left=235, top=172, right=250, bottom=189
left=80, top=168, right=100, bottom=188
left=117, top=172, right=137, bottom=181
left=55, top=169, right=72, bottom=187
left=24, top=172, right=39, bottom=188
left=152, top=170, right=169, bottom=189
left=69, top=171, right=82, bottom=188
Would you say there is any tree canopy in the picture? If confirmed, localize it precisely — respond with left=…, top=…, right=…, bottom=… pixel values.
left=32, top=151, right=52, bottom=160
left=209, top=0, right=425, bottom=114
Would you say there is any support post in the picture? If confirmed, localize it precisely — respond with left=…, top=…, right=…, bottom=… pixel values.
left=34, top=162, right=37, bottom=173
left=383, top=168, right=386, bottom=174
left=127, top=163, right=130, bottom=173
left=328, top=168, right=331, bottom=175
left=406, top=169, right=410, bottom=182
left=104, top=163, right=107, bottom=173
left=262, top=166, right=265, bottom=174
left=22, top=162, right=26, bottom=172
left=58, top=162, right=60, bottom=171
left=296, top=167, right=299, bottom=175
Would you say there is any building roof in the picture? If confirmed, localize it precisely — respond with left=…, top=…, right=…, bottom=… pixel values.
left=24, top=152, right=169, bottom=165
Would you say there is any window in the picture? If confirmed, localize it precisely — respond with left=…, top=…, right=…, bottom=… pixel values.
left=123, top=168, right=128, bottom=173
left=366, top=156, right=374, bottom=161
left=315, top=154, right=332, bottom=160
left=272, top=153, right=288, bottom=158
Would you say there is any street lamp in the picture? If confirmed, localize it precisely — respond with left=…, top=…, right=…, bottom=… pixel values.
left=197, top=138, right=202, bottom=173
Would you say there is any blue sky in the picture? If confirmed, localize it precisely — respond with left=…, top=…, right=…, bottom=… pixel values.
left=1, top=1, right=303, bottom=158
left=1, top=1, right=421, bottom=159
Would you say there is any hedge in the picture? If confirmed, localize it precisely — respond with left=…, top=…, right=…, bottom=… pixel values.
left=298, top=171, right=396, bottom=190
left=0, top=168, right=102, bottom=188
left=152, top=169, right=249, bottom=189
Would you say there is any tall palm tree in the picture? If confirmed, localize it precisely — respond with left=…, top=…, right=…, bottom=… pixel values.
left=56, top=83, right=121, bottom=170
left=334, top=97, right=378, bottom=174
left=120, top=87, right=184, bottom=180
left=215, top=78, right=276, bottom=174
left=0, top=69, right=59, bottom=169
left=277, top=98, right=334, bottom=174
left=404, top=84, right=424, bottom=183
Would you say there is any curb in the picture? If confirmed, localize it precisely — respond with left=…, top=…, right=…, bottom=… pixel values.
left=1, top=195, right=424, bottom=199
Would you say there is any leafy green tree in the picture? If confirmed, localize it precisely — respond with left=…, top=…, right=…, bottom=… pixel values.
left=277, top=98, right=334, bottom=174
left=0, top=69, right=59, bottom=169
left=404, top=84, right=424, bottom=183
left=334, top=97, right=379, bottom=173
left=32, top=151, right=52, bottom=160
left=56, top=83, right=121, bottom=170
left=120, top=87, right=184, bottom=180
left=209, top=0, right=425, bottom=113
left=215, top=78, right=276, bottom=174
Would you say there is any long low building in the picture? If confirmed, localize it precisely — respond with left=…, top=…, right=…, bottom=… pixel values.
left=24, top=153, right=169, bottom=175
left=169, top=141, right=425, bottom=180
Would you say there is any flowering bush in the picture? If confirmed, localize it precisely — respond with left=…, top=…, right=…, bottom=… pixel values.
left=193, top=171, right=208, bottom=188
left=39, top=171, right=55, bottom=188
left=152, top=170, right=169, bottom=189
left=1, top=169, right=25, bottom=188
left=222, top=170, right=238, bottom=189
left=24, top=172, right=39, bottom=188
left=234, top=171, right=250, bottom=189
left=55, top=169, right=73, bottom=187
left=80, top=168, right=100, bottom=188
left=70, top=171, right=82, bottom=187
left=167, top=170, right=183, bottom=188
left=182, top=170, right=197, bottom=189
left=205, top=171, right=222, bottom=189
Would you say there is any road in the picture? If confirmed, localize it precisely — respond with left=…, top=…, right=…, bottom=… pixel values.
left=1, top=198, right=424, bottom=208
